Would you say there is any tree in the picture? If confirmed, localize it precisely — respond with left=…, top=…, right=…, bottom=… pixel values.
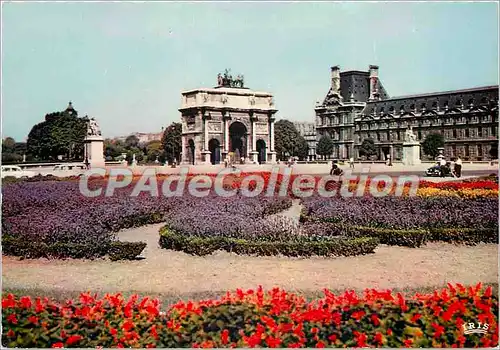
left=125, top=135, right=140, bottom=149
left=316, top=135, right=334, bottom=159
left=2, top=137, right=16, bottom=153
left=145, top=140, right=164, bottom=162
left=2, top=137, right=24, bottom=163
left=104, top=139, right=126, bottom=160
left=295, top=136, right=309, bottom=160
left=359, top=138, right=377, bottom=158
left=26, top=105, right=87, bottom=161
left=161, top=122, right=182, bottom=164
left=422, top=133, right=445, bottom=159
left=274, top=120, right=306, bottom=160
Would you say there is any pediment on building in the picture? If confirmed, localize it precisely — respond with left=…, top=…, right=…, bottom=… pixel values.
left=400, top=112, right=415, bottom=118
left=468, top=106, right=488, bottom=113
left=443, top=108, right=462, bottom=115
left=421, top=110, right=438, bottom=117
left=322, top=90, right=343, bottom=107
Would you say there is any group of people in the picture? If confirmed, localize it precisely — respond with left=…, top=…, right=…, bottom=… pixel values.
left=438, top=156, right=463, bottom=178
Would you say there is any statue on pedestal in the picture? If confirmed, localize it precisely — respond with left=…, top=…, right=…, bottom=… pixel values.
left=86, top=117, right=102, bottom=137
left=404, top=126, right=417, bottom=143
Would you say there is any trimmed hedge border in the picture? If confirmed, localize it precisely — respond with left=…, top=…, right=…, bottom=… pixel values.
left=158, top=226, right=379, bottom=257
left=2, top=235, right=146, bottom=261
left=300, top=215, right=497, bottom=247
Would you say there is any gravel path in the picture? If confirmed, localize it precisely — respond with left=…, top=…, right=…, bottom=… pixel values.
left=2, top=219, right=497, bottom=295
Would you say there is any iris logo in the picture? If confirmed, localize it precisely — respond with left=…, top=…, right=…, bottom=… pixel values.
left=462, top=322, right=489, bottom=335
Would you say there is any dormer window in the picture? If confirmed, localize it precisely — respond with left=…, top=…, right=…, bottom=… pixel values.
left=410, top=104, right=415, bottom=111
left=468, top=98, right=474, bottom=106
left=400, top=105, right=405, bottom=113
left=421, top=103, right=426, bottom=111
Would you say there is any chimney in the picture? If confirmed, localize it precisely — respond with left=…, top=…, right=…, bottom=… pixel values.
left=330, top=66, right=341, bottom=95
left=368, top=65, right=379, bottom=101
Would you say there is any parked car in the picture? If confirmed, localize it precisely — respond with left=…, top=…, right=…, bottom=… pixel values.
left=425, top=162, right=453, bottom=177
left=45, top=163, right=87, bottom=178
left=1, top=165, right=36, bottom=179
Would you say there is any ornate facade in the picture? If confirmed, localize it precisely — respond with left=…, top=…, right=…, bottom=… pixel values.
left=315, top=65, right=499, bottom=161
left=179, top=83, right=278, bottom=165
left=294, top=122, right=317, bottom=160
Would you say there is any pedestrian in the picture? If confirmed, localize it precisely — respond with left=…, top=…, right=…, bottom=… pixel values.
left=349, top=157, right=354, bottom=169
left=455, top=156, right=462, bottom=178
left=330, top=160, right=338, bottom=175
left=439, top=157, right=447, bottom=177
left=450, top=158, right=456, bottom=177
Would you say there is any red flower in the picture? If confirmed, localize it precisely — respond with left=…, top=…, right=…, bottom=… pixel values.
left=6, top=314, right=17, bottom=325
left=2, top=294, right=16, bottom=309
left=403, top=339, right=413, bottom=347
left=411, top=313, right=421, bottom=323
left=374, top=332, right=383, bottom=344
left=371, top=314, right=380, bottom=326
left=311, top=327, right=319, bottom=334
left=20, top=296, right=32, bottom=309
left=316, top=341, right=326, bottom=348
left=122, top=320, right=135, bottom=332
left=221, top=329, right=230, bottom=345
left=28, top=315, right=39, bottom=325
left=351, top=310, right=366, bottom=321
left=265, top=336, right=282, bottom=348
left=66, top=335, right=83, bottom=346
left=51, top=342, right=64, bottom=348
left=110, top=328, right=118, bottom=336
left=354, top=331, right=367, bottom=347
left=146, top=344, right=156, bottom=348
left=6, top=329, right=15, bottom=338
left=432, top=323, right=445, bottom=338
left=328, top=334, right=337, bottom=343
left=387, top=329, right=393, bottom=336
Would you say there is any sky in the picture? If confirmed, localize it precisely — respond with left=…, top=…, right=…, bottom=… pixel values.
left=2, top=1, right=499, bottom=141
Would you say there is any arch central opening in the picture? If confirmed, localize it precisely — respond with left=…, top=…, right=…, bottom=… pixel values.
left=229, top=121, right=247, bottom=160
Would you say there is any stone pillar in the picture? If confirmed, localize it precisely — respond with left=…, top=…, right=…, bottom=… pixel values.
left=181, top=133, right=186, bottom=164
left=268, top=117, right=277, bottom=163
left=250, top=115, right=258, bottom=163
left=224, top=118, right=229, bottom=152
left=202, top=115, right=211, bottom=164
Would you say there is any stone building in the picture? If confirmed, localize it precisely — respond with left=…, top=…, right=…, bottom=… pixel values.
left=294, top=122, right=317, bottom=160
left=315, top=65, right=499, bottom=161
left=179, top=76, right=278, bottom=165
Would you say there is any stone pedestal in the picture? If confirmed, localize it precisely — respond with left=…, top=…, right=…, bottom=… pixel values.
left=84, top=136, right=105, bottom=168
left=202, top=150, right=212, bottom=165
left=250, top=151, right=259, bottom=164
left=268, top=151, right=277, bottom=164
left=402, top=142, right=421, bottom=166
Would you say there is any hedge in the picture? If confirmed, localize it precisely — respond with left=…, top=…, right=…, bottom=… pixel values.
left=2, top=235, right=146, bottom=261
left=2, top=283, right=498, bottom=348
left=158, top=226, right=379, bottom=257
left=301, top=215, right=497, bottom=247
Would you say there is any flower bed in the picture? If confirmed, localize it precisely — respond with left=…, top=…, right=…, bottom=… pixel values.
left=2, top=284, right=498, bottom=348
left=300, top=196, right=498, bottom=246
left=1, top=180, right=294, bottom=260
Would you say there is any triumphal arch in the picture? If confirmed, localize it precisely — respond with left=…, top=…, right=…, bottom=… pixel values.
left=179, top=70, right=278, bottom=165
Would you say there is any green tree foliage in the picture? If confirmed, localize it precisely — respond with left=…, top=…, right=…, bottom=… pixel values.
left=274, top=120, right=308, bottom=160
left=26, top=106, right=87, bottom=161
left=125, top=135, right=140, bottom=149
left=359, top=138, right=377, bottom=158
left=161, top=122, right=182, bottom=164
left=104, top=139, right=127, bottom=160
left=316, top=135, right=334, bottom=159
left=145, top=140, right=164, bottom=162
left=422, top=133, right=445, bottom=159
left=2, top=137, right=24, bottom=163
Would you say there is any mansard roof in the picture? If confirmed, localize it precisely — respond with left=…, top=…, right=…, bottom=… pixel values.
left=361, top=85, right=498, bottom=116
left=339, top=71, right=390, bottom=103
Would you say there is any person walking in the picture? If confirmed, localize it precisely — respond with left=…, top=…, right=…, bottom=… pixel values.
left=455, top=156, right=462, bottom=178
left=439, top=157, right=447, bottom=177
left=349, top=157, right=354, bottom=169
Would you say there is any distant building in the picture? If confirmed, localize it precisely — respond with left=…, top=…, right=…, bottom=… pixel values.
left=115, top=131, right=164, bottom=144
left=179, top=74, right=278, bottom=165
left=294, top=122, right=317, bottom=160
left=315, top=65, right=499, bottom=161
